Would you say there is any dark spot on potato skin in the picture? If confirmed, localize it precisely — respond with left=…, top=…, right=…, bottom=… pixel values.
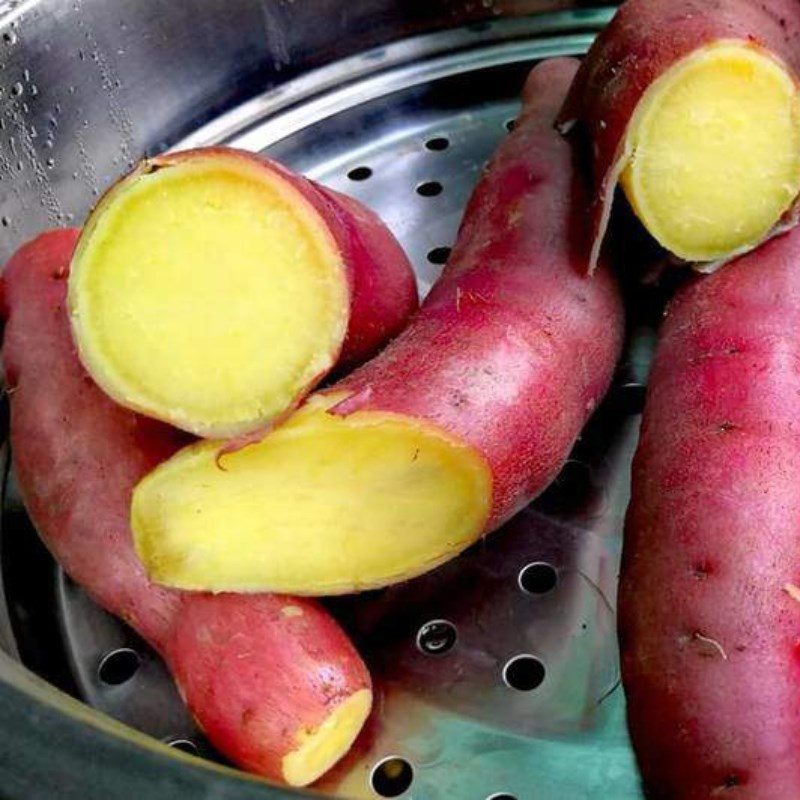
left=716, top=421, right=738, bottom=433
left=691, top=561, right=713, bottom=580
left=711, top=772, right=747, bottom=794
left=450, top=389, right=468, bottom=410
left=240, top=707, right=256, bottom=727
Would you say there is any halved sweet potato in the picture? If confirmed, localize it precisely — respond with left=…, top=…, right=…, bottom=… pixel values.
left=560, top=0, right=800, bottom=269
left=68, top=148, right=417, bottom=438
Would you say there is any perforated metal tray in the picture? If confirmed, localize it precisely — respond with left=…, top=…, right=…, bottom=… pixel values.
left=2, top=9, right=653, bottom=799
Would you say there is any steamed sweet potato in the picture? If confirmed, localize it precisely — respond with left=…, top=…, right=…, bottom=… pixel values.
left=1, top=229, right=371, bottom=787
left=560, top=0, right=800, bottom=269
left=68, top=147, right=418, bottom=438
left=620, top=226, right=800, bottom=798
left=131, top=58, right=625, bottom=596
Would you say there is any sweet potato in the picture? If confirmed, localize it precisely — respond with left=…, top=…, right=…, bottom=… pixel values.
left=1, top=229, right=371, bottom=787
left=131, top=58, right=625, bottom=596
left=620, top=226, right=800, bottom=798
left=68, top=147, right=418, bottom=438
left=560, top=0, right=800, bottom=269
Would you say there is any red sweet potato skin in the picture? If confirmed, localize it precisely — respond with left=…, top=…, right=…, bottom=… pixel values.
left=148, top=148, right=418, bottom=369
left=560, top=0, right=800, bottom=269
left=1, top=229, right=371, bottom=782
left=620, top=227, right=800, bottom=798
left=329, top=59, right=624, bottom=529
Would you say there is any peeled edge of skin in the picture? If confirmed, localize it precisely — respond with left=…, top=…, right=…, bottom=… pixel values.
left=68, top=153, right=349, bottom=438
left=608, top=40, right=800, bottom=269
left=131, top=394, right=493, bottom=595
left=281, top=688, right=372, bottom=787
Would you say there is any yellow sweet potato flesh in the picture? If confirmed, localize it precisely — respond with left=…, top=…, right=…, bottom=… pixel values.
left=68, top=156, right=348, bottom=437
left=132, top=397, right=491, bottom=595
left=281, top=688, right=372, bottom=787
left=621, top=42, right=800, bottom=262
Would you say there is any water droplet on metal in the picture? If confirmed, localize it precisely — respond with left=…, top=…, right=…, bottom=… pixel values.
left=2, top=31, right=17, bottom=46
left=1, top=216, right=10, bottom=227
left=46, top=157, right=54, bottom=168
left=10, top=82, right=22, bottom=97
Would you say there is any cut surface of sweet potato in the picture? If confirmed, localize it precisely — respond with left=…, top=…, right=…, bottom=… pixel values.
left=281, top=688, right=372, bottom=787
left=620, top=42, right=800, bottom=263
left=69, top=153, right=348, bottom=437
left=132, top=396, right=492, bottom=595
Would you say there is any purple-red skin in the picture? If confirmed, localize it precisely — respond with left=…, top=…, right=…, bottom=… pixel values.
left=326, top=58, right=624, bottom=530
left=559, top=0, right=800, bottom=270
left=1, top=228, right=371, bottom=782
left=115, top=147, right=419, bottom=376
left=620, top=226, right=800, bottom=798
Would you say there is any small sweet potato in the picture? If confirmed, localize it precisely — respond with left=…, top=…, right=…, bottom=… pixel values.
left=2, top=229, right=371, bottom=787
left=620, top=226, right=800, bottom=798
left=132, top=59, right=625, bottom=596
left=560, top=0, right=800, bottom=269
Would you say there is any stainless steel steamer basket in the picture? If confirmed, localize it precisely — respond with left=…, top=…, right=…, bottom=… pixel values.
left=0, top=3, right=652, bottom=798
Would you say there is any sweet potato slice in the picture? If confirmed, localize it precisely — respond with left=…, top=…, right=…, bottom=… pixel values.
left=68, top=148, right=417, bottom=438
left=560, top=0, right=800, bottom=269
left=131, top=59, right=624, bottom=596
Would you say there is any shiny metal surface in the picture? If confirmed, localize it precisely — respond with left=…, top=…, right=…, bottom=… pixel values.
left=0, top=0, right=595, bottom=261
left=16, top=12, right=652, bottom=799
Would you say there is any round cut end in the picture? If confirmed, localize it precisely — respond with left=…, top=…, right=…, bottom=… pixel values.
left=621, top=42, right=800, bottom=263
left=132, top=396, right=492, bottom=595
left=281, top=688, right=372, bottom=787
left=68, top=151, right=348, bottom=437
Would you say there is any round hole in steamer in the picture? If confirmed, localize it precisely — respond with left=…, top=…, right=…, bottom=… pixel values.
left=166, top=738, right=199, bottom=756
left=425, top=136, right=450, bottom=151
left=617, top=381, right=647, bottom=415
left=416, top=180, right=443, bottom=197
left=370, top=756, right=414, bottom=797
left=416, top=619, right=457, bottom=656
left=505, top=118, right=517, bottom=132
left=502, top=654, right=546, bottom=692
left=518, top=562, right=558, bottom=595
left=97, top=647, right=141, bottom=686
left=486, top=794, right=518, bottom=800
left=426, top=246, right=451, bottom=265
left=347, top=166, right=372, bottom=181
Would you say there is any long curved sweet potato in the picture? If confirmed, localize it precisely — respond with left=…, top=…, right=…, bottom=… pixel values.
left=620, top=227, right=800, bottom=798
left=132, top=58, right=625, bottom=596
left=68, top=147, right=418, bottom=438
left=1, top=229, right=371, bottom=787
left=560, top=0, right=800, bottom=269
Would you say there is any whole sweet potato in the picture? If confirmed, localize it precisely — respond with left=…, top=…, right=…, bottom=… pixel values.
left=1, top=229, right=371, bottom=787
left=620, top=226, right=800, bottom=798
